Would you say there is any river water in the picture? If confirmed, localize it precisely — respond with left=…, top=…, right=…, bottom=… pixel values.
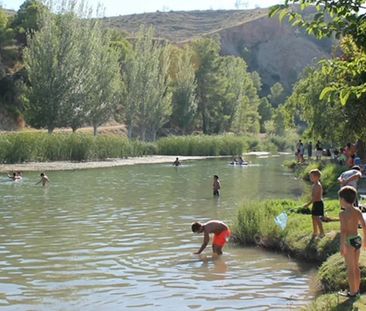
left=0, top=155, right=317, bottom=310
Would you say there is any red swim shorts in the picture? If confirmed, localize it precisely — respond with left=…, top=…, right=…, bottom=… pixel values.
left=213, top=229, right=231, bottom=247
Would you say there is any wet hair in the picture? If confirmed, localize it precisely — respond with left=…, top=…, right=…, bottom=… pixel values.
left=351, top=166, right=361, bottom=171
left=214, top=175, right=219, bottom=179
left=309, top=169, right=321, bottom=178
left=12, top=172, right=16, bottom=176
left=191, top=222, right=202, bottom=233
left=40, top=173, right=44, bottom=176
left=338, top=186, right=357, bottom=204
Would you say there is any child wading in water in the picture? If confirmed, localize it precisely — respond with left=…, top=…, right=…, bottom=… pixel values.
left=213, top=175, right=221, bottom=196
left=36, top=173, right=49, bottom=186
left=339, top=186, right=366, bottom=298
left=191, top=220, right=231, bottom=255
left=303, top=169, right=325, bottom=238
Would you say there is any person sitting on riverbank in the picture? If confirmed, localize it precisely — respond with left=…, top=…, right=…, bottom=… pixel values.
left=303, top=169, right=325, bottom=238
left=36, top=173, right=49, bottom=186
left=213, top=175, right=221, bottom=196
left=173, top=157, right=181, bottom=167
left=338, top=186, right=366, bottom=298
left=191, top=220, right=231, bottom=256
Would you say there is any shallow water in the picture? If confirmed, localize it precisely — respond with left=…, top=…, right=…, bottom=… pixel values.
left=0, top=156, right=316, bottom=310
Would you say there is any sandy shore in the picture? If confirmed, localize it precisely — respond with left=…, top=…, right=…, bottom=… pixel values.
left=0, top=156, right=224, bottom=172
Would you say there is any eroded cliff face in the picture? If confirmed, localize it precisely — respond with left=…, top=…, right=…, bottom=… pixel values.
left=105, top=8, right=333, bottom=95
left=219, top=16, right=332, bottom=94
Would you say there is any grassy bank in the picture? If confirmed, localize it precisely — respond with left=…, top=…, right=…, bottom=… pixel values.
left=0, top=132, right=157, bottom=163
left=283, top=160, right=346, bottom=196
left=0, top=132, right=297, bottom=163
left=232, top=199, right=341, bottom=262
left=232, top=199, right=366, bottom=310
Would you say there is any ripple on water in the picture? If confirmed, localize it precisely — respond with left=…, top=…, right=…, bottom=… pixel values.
left=0, top=157, right=313, bottom=310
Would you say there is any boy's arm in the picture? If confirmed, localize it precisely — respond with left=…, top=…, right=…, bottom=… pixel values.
left=194, top=231, right=209, bottom=254
left=339, top=213, right=346, bottom=256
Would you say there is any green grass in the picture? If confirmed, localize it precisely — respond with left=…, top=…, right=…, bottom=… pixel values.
left=232, top=199, right=342, bottom=262
left=0, top=132, right=156, bottom=163
left=305, top=293, right=366, bottom=311
left=284, top=160, right=347, bottom=197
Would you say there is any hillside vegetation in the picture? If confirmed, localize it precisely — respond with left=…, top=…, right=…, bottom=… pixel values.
left=102, top=8, right=333, bottom=94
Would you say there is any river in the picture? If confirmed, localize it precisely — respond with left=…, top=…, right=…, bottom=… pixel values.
left=0, top=155, right=317, bottom=310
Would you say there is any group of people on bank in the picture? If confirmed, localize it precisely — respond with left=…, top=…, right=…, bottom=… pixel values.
left=303, top=157, right=366, bottom=298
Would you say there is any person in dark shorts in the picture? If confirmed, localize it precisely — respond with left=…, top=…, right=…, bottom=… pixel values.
left=213, top=175, right=221, bottom=196
left=303, top=169, right=325, bottom=238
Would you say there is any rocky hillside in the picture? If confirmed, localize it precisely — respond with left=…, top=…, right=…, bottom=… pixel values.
left=103, top=8, right=333, bottom=95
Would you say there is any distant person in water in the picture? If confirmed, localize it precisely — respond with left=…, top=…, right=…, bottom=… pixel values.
left=173, top=157, right=181, bottom=167
left=36, top=173, right=49, bottom=186
left=238, top=156, right=246, bottom=165
left=213, top=175, right=221, bottom=196
left=8, top=172, right=22, bottom=181
left=191, top=220, right=231, bottom=255
left=338, top=186, right=366, bottom=298
left=303, top=169, right=325, bottom=238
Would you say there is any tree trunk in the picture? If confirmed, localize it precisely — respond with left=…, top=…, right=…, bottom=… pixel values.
left=356, top=140, right=366, bottom=161
left=93, top=125, right=97, bottom=136
left=47, top=127, right=54, bottom=134
left=128, top=126, right=133, bottom=139
left=72, top=127, right=77, bottom=133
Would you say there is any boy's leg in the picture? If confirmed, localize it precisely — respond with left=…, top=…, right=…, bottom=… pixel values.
left=311, top=216, right=318, bottom=236
left=212, top=244, right=223, bottom=255
left=316, top=217, right=324, bottom=236
left=353, top=249, right=361, bottom=293
left=345, top=248, right=358, bottom=295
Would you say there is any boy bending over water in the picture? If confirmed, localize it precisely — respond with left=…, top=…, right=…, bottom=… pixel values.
left=191, top=220, right=230, bottom=255
left=36, top=173, right=49, bottom=186
left=339, top=186, right=366, bottom=298
left=303, top=169, right=325, bottom=238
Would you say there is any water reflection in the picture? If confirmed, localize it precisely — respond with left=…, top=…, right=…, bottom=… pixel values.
left=0, top=156, right=314, bottom=310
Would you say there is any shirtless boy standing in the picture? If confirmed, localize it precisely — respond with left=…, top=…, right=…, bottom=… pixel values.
left=303, top=169, right=325, bottom=237
left=339, top=186, right=366, bottom=298
left=191, top=220, right=231, bottom=255
left=36, top=173, right=49, bottom=186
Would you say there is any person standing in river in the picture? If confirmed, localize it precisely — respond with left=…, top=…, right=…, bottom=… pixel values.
left=213, top=175, right=221, bottom=196
left=36, top=173, right=49, bottom=186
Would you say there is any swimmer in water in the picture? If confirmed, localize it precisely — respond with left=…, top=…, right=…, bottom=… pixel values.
left=36, top=173, right=49, bottom=186
left=8, top=172, right=22, bottom=181
left=191, top=220, right=231, bottom=255
left=173, top=157, right=181, bottom=167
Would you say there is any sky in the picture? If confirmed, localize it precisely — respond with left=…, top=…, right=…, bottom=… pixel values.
left=2, top=0, right=284, bottom=16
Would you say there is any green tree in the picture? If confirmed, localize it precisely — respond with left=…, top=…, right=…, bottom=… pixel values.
left=24, top=2, right=121, bottom=133
left=270, top=0, right=366, bottom=105
left=83, top=26, right=122, bottom=136
left=268, top=82, right=284, bottom=107
left=258, top=97, right=273, bottom=133
left=121, top=26, right=172, bottom=141
left=171, top=46, right=197, bottom=134
left=192, top=37, right=226, bottom=134
left=12, top=0, right=47, bottom=44
left=222, top=56, right=260, bottom=134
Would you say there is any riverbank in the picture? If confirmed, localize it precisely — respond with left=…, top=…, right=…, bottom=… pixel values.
left=0, top=155, right=222, bottom=172
left=231, top=199, right=366, bottom=310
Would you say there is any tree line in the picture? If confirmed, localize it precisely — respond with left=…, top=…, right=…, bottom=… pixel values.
left=0, top=0, right=288, bottom=141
